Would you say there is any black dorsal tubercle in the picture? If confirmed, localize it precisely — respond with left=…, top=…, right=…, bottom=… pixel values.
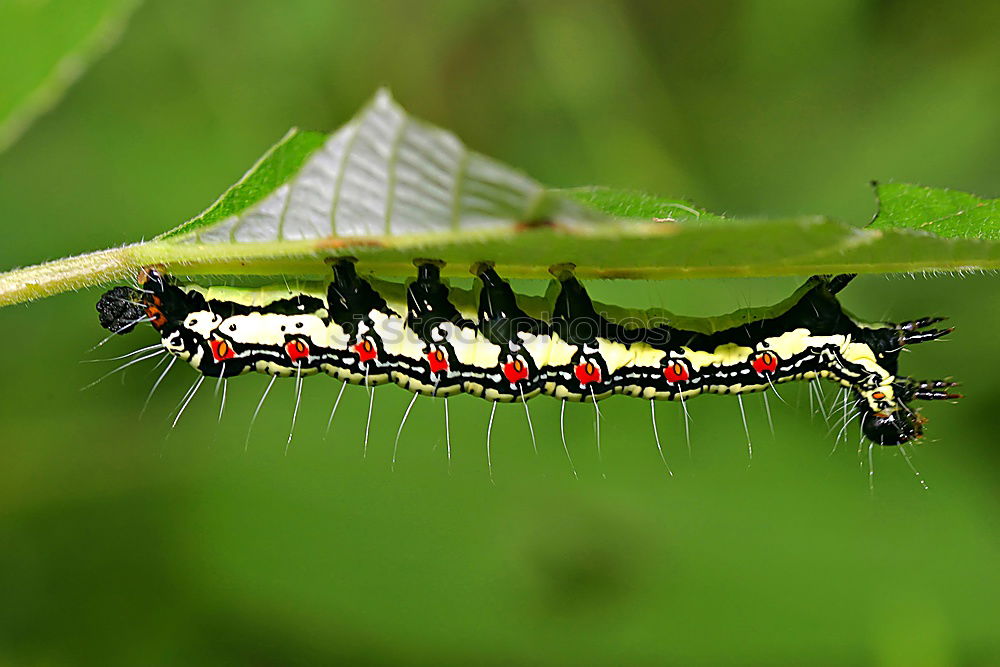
left=406, top=261, right=475, bottom=341
left=474, top=264, right=550, bottom=346
left=327, top=259, right=392, bottom=336
left=656, top=275, right=866, bottom=352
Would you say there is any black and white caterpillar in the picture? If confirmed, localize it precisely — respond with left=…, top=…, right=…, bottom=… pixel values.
left=96, top=261, right=957, bottom=449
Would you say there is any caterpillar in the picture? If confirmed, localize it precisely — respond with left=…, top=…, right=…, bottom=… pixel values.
left=96, top=261, right=957, bottom=454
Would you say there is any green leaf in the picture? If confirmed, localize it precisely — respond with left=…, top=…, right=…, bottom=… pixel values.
left=160, top=89, right=604, bottom=245
left=559, top=186, right=726, bottom=223
left=2, top=88, right=1000, bottom=308
left=870, top=181, right=1000, bottom=240
left=157, top=128, right=329, bottom=240
left=0, top=0, right=141, bottom=154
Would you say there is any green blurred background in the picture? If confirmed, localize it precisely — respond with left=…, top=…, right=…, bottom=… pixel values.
left=2, top=1, right=1000, bottom=664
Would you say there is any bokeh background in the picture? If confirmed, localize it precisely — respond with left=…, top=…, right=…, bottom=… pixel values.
left=2, top=1, right=1000, bottom=664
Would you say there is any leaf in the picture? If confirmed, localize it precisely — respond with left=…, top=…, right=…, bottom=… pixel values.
left=2, top=88, right=1000, bottom=309
left=559, top=186, right=726, bottom=223
left=157, top=128, right=330, bottom=241
left=870, top=181, right=1000, bottom=240
left=159, top=89, right=604, bottom=244
left=0, top=0, right=141, bottom=154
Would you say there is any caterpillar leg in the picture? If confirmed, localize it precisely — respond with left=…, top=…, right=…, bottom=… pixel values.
left=472, top=262, right=547, bottom=401
left=546, top=265, right=618, bottom=402
left=822, top=273, right=857, bottom=294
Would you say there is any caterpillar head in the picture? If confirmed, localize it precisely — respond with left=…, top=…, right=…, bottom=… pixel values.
left=850, top=315, right=956, bottom=446
left=856, top=375, right=961, bottom=446
left=857, top=394, right=923, bottom=446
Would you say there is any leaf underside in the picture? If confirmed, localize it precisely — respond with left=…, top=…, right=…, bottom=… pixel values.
left=1, top=88, right=998, bottom=308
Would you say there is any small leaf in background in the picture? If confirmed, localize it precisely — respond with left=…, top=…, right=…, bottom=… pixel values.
left=0, top=0, right=141, bottom=154
left=161, top=89, right=604, bottom=244
left=560, top=186, right=726, bottom=222
left=871, top=182, right=1000, bottom=240
left=158, top=128, right=329, bottom=241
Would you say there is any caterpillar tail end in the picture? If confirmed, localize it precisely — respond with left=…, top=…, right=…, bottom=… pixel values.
left=96, top=286, right=146, bottom=335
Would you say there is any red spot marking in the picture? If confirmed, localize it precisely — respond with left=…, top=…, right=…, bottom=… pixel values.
left=503, top=359, right=529, bottom=384
left=210, top=338, right=235, bottom=362
left=353, top=339, right=377, bottom=362
left=427, top=349, right=449, bottom=373
left=752, top=351, right=779, bottom=375
left=285, top=339, right=310, bottom=363
left=574, top=361, right=601, bottom=386
left=663, top=360, right=689, bottom=384
left=872, top=391, right=886, bottom=400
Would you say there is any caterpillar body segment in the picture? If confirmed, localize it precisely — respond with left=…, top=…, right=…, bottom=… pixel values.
left=96, top=263, right=956, bottom=446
